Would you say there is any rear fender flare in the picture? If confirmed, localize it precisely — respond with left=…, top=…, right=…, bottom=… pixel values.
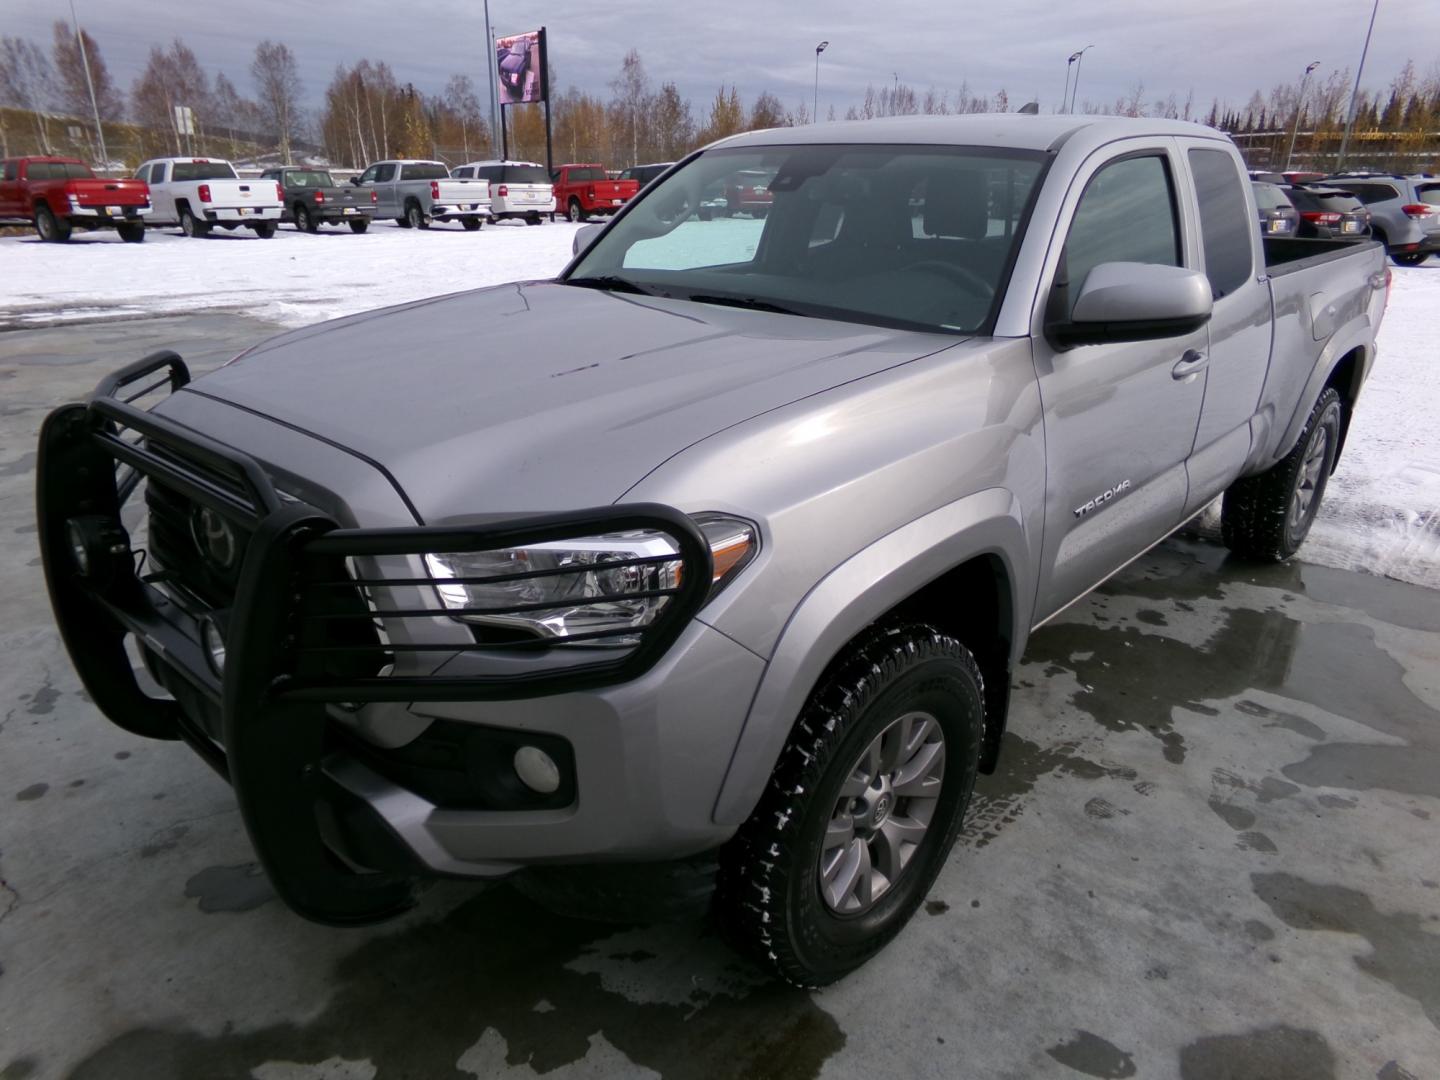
left=711, top=487, right=1030, bottom=827
left=1271, top=316, right=1373, bottom=466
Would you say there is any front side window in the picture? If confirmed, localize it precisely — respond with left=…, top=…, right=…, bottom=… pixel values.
left=1188, top=148, right=1253, bottom=298
left=3, top=161, right=17, bottom=181
left=567, top=144, right=1046, bottom=335
left=1063, top=153, right=1179, bottom=312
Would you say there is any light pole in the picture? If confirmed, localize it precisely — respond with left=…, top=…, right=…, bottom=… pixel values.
left=1336, top=0, right=1381, bottom=171
left=813, top=41, right=829, bottom=123
left=67, top=0, right=107, bottom=170
left=483, top=0, right=499, bottom=154
left=1285, top=61, right=1321, bottom=171
left=1063, top=53, right=1077, bottom=115
left=1068, top=45, right=1095, bottom=113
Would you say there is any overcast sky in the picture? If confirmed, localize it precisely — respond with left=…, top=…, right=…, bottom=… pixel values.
left=11, top=0, right=1437, bottom=121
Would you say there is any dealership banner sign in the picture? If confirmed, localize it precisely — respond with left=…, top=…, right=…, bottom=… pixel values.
left=496, top=29, right=546, bottom=105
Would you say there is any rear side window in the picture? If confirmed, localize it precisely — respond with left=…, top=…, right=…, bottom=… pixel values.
left=1188, top=148, right=1253, bottom=298
left=1063, top=153, right=1180, bottom=312
left=28, top=162, right=55, bottom=180
left=61, top=162, right=93, bottom=179
left=1343, top=183, right=1398, bottom=204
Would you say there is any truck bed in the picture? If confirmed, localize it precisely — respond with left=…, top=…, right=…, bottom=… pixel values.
left=1263, top=236, right=1384, bottom=276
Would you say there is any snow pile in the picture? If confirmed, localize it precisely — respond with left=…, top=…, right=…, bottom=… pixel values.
left=1305, top=265, right=1440, bottom=589
left=0, top=218, right=583, bottom=330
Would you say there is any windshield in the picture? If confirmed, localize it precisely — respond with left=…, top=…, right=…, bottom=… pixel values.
left=1418, top=184, right=1440, bottom=207
left=1253, top=184, right=1292, bottom=211
left=565, top=144, right=1046, bottom=335
left=172, top=161, right=238, bottom=181
left=285, top=170, right=335, bottom=187
left=401, top=163, right=449, bottom=181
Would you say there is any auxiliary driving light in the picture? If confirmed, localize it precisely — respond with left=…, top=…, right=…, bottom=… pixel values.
left=63, top=515, right=131, bottom=583
left=200, top=615, right=227, bottom=676
left=513, top=745, right=561, bottom=794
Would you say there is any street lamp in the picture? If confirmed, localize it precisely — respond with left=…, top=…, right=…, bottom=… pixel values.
left=813, top=41, right=829, bottom=123
left=1337, top=0, right=1381, bottom=171
left=1068, top=45, right=1095, bottom=113
left=68, top=0, right=108, bottom=170
left=1285, top=61, right=1321, bottom=172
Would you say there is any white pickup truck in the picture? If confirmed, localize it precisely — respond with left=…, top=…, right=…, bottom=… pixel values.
left=135, top=157, right=283, bottom=238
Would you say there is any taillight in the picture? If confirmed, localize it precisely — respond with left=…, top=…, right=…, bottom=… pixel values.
left=588, top=186, right=596, bottom=199
left=496, top=184, right=508, bottom=197
left=197, top=184, right=211, bottom=203
left=370, top=190, right=377, bottom=203
left=275, top=182, right=284, bottom=202
left=1384, top=265, right=1392, bottom=311
left=430, top=180, right=441, bottom=200
left=314, top=190, right=325, bottom=204
left=1301, top=211, right=1342, bottom=225
left=1400, top=203, right=1434, bottom=218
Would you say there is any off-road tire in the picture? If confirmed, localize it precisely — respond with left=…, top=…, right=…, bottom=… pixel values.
left=1222, top=387, right=1343, bottom=561
left=296, top=204, right=318, bottom=233
left=461, top=217, right=483, bottom=231
left=35, top=205, right=72, bottom=242
left=117, top=223, right=146, bottom=243
left=406, top=201, right=428, bottom=230
left=252, top=222, right=277, bottom=239
left=178, top=206, right=208, bottom=238
left=715, top=622, right=984, bottom=987
left=348, top=219, right=369, bottom=234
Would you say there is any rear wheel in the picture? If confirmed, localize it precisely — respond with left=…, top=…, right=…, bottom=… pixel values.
left=34, top=205, right=71, bottom=242
left=715, top=622, right=984, bottom=987
left=568, top=198, right=586, bottom=223
left=178, top=206, right=208, bottom=238
left=406, top=201, right=428, bottom=230
left=348, top=219, right=369, bottom=234
left=526, top=213, right=542, bottom=225
left=296, top=204, right=318, bottom=233
left=252, top=222, right=277, bottom=239
left=461, top=216, right=483, bottom=231
left=1393, top=252, right=1430, bottom=266
left=1222, top=387, right=1343, bottom=561
left=395, top=215, right=412, bottom=228
left=117, top=223, right=146, bottom=244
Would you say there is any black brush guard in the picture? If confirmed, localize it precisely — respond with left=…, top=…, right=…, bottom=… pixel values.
left=36, top=351, right=714, bottom=925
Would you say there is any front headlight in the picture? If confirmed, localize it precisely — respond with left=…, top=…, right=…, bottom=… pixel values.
left=423, top=514, right=756, bottom=645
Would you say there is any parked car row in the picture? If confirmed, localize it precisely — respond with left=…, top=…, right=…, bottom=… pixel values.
left=1, top=154, right=646, bottom=241
left=1249, top=169, right=1439, bottom=264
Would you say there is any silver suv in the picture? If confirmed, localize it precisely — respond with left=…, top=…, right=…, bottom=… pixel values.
left=1328, top=173, right=1440, bottom=264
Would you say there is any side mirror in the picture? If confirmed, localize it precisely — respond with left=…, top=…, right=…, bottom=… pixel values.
left=1050, top=262, right=1212, bottom=349
left=572, top=223, right=603, bottom=258
left=350, top=176, right=362, bottom=186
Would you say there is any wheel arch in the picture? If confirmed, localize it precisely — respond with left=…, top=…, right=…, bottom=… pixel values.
left=711, top=488, right=1032, bottom=827
left=1272, top=319, right=1374, bottom=472
left=1322, top=345, right=1366, bottom=468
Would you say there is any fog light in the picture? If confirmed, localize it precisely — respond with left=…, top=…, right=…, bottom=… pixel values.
left=200, top=616, right=227, bottom=676
left=63, top=515, right=130, bottom=582
left=513, top=745, right=561, bottom=794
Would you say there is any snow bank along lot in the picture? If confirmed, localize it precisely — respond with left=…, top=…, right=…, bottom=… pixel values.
left=0, top=222, right=1435, bottom=588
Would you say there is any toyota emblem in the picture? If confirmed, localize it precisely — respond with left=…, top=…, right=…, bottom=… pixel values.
left=190, top=506, right=238, bottom=571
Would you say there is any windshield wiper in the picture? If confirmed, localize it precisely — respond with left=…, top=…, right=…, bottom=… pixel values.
left=564, top=274, right=654, bottom=296
left=682, top=293, right=802, bottom=316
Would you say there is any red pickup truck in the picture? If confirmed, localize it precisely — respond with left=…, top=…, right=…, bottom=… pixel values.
left=551, top=164, right=639, bottom=222
left=0, top=156, right=151, bottom=243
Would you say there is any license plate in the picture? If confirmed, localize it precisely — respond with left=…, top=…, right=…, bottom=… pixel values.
left=238, top=207, right=250, bottom=214
left=342, top=207, right=357, bottom=214
left=612, top=199, right=623, bottom=206
left=1268, top=219, right=1286, bottom=233
left=1343, top=221, right=1360, bottom=233
left=105, top=205, right=122, bottom=215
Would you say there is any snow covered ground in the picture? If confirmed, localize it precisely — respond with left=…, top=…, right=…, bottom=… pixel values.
left=0, top=222, right=1435, bottom=587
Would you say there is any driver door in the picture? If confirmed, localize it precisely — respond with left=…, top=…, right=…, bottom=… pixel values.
left=1030, top=142, right=1207, bottom=621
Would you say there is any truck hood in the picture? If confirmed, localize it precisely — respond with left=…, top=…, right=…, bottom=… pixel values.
left=170, top=281, right=960, bottom=522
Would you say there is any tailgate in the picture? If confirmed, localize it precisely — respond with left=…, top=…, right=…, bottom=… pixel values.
left=70, top=180, right=149, bottom=207
left=212, top=179, right=281, bottom=207
left=437, top=179, right=489, bottom=203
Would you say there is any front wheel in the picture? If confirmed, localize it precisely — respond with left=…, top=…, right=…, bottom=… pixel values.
left=35, top=205, right=72, bottom=242
left=715, top=623, right=984, bottom=987
left=348, top=219, right=369, bottom=234
left=461, top=216, right=483, bottom=231
left=1222, top=387, right=1343, bottom=561
left=117, top=223, right=146, bottom=243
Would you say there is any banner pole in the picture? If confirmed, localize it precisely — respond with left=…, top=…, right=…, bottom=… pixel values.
left=541, top=27, right=553, bottom=174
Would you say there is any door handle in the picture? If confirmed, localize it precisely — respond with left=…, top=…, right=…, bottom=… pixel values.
left=1172, top=349, right=1208, bottom=381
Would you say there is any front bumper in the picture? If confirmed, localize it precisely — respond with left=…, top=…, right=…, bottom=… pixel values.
left=37, top=352, right=731, bottom=926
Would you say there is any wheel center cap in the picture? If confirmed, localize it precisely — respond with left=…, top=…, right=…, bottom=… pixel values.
left=870, top=792, right=893, bottom=827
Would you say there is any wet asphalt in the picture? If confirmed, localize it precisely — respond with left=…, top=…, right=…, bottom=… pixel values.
left=0, top=314, right=1437, bottom=1079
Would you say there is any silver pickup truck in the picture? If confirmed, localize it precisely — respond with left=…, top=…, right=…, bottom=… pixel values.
left=38, top=116, right=1387, bottom=987
left=351, top=159, right=491, bottom=230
